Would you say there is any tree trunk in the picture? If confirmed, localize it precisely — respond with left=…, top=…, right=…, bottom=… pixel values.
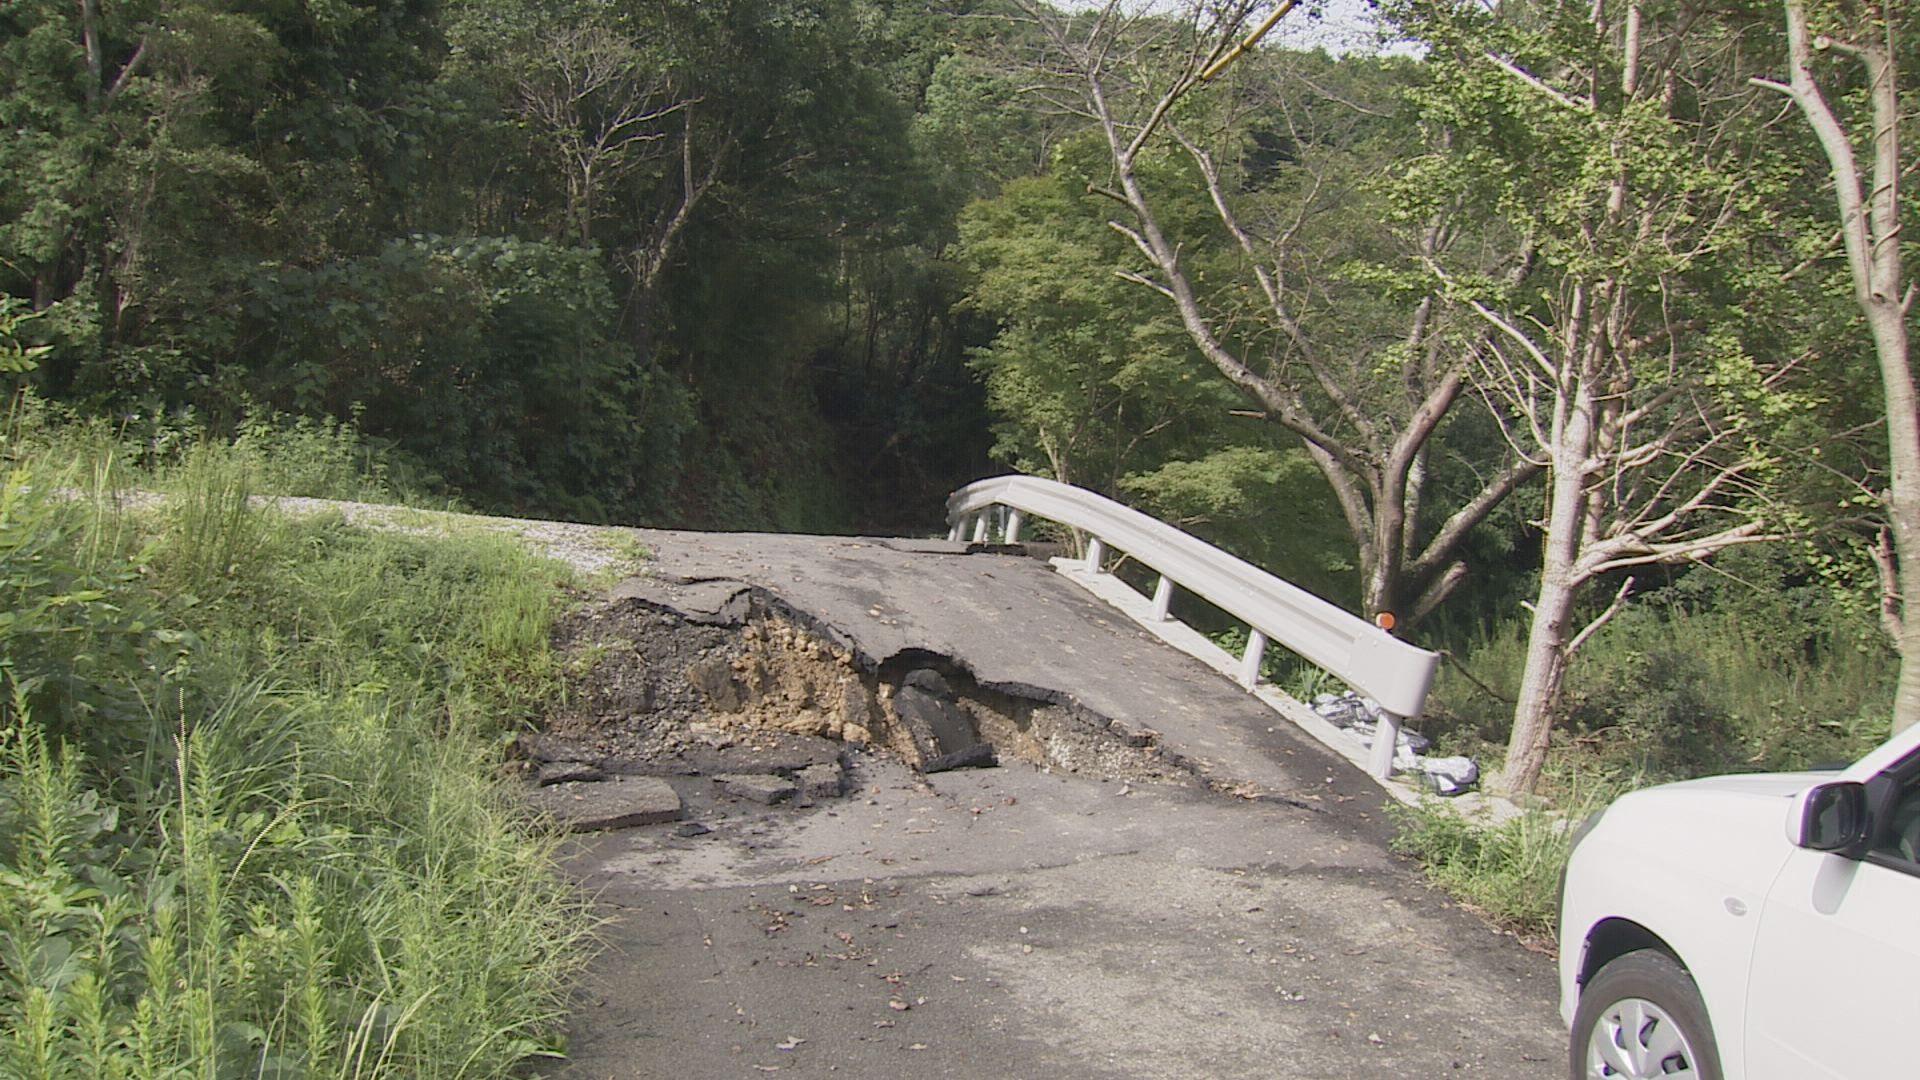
left=1771, top=0, right=1918, bottom=734
left=1505, top=561, right=1580, bottom=796
left=1362, top=561, right=1398, bottom=627
left=1874, top=300, right=1920, bottom=733
left=1502, top=399, right=1594, bottom=795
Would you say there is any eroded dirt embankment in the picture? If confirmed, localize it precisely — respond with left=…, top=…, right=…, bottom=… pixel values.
left=526, top=588, right=1195, bottom=789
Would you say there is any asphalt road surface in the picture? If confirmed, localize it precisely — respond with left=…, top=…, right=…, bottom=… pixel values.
left=555, top=531, right=1565, bottom=1078
left=558, top=758, right=1563, bottom=1079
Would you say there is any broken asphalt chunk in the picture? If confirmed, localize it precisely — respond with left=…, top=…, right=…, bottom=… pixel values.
left=716, top=773, right=798, bottom=805
left=529, top=776, right=682, bottom=831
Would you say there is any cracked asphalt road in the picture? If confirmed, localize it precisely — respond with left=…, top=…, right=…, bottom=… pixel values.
left=558, top=759, right=1561, bottom=1079
left=552, top=530, right=1564, bottom=1078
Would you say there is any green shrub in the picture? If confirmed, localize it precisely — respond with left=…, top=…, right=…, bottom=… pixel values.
left=1561, top=639, right=1737, bottom=784
left=1425, top=583, right=1893, bottom=786
left=228, top=411, right=434, bottom=505
left=0, top=437, right=591, bottom=1077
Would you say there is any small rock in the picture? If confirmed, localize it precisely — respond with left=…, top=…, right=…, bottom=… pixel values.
left=675, top=821, right=714, bottom=838
left=686, top=656, right=745, bottom=712
left=901, top=668, right=950, bottom=696
left=537, top=761, right=605, bottom=786
left=797, top=762, right=845, bottom=799
left=716, top=773, right=798, bottom=805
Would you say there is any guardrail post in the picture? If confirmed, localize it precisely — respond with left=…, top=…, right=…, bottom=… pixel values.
left=1005, top=509, right=1024, bottom=544
left=971, top=513, right=990, bottom=543
left=1238, top=629, right=1267, bottom=688
left=1151, top=575, right=1173, bottom=621
left=1085, top=536, right=1105, bottom=572
left=1369, top=712, right=1403, bottom=780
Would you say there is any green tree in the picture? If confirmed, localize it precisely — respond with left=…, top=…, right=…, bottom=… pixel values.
left=958, top=170, right=1223, bottom=490
left=1756, top=0, right=1920, bottom=736
left=958, top=161, right=1351, bottom=594
left=988, top=0, right=1539, bottom=628
left=1393, top=0, right=1821, bottom=793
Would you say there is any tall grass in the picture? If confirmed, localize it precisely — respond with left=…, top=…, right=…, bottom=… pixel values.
left=0, top=416, right=591, bottom=1078
left=1389, top=778, right=1618, bottom=941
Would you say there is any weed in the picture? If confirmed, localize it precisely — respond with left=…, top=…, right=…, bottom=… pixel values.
left=1389, top=787, right=1608, bottom=941
left=0, top=420, right=592, bottom=1077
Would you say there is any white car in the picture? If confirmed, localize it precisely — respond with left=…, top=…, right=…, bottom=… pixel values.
left=1557, top=720, right=1920, bottom=1078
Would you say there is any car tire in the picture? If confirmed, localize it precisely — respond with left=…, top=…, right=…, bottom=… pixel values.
left=1570, top=949, right=1723, bottom=1080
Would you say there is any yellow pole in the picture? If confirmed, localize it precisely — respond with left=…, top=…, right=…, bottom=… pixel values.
left=1200, top=0, right=1301, bottom=82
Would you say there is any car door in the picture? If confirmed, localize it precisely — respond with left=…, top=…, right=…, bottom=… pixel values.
left=1744, top=751, right=1920, bottom=1079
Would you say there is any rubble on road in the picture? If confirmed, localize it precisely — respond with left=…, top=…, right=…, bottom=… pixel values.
left=515, top=580, right=1207, bottom=832
left=716, top=773, right=800, bottom=805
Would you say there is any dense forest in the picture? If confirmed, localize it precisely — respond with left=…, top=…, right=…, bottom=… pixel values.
left=2, top=0, right=1917, bottom=1071
left=5, top=0, right=1919, bottom=794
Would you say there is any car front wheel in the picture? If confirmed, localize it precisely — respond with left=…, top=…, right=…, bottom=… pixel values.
left=1570, top=949, right=1722, bottom=1080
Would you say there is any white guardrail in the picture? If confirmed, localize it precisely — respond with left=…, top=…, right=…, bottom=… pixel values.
left=946, top=474, right=1440, bottom=780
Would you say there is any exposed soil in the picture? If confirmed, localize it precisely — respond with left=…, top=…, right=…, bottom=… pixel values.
left=531, top=593, right=1194, bottom=788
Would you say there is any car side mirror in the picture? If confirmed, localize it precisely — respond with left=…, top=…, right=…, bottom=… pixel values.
left=1791, top=781, right=1870, bottom=854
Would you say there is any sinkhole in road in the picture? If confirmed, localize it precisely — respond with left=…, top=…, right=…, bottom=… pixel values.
left=536, top=590, right=1197, bottom=787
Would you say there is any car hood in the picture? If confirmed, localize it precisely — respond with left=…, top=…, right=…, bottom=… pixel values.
left=1584, top=772, right=1825, bottom=896
left=1648, top=771, right=1831, bottom=801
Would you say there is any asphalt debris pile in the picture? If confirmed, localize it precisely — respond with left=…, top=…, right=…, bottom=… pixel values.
left=516, top=594, right=1193, bottom=830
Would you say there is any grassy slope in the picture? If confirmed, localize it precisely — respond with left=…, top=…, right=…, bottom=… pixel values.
left=0, top=422, right=593, bottom=1078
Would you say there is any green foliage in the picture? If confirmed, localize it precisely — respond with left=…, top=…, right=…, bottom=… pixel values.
left=1, top=0, right=998, bottom=534
left=957, top=169, right=1227, bottom=488
left=0, top=300, right=49, bottom=378
left=956, top=162, right=1354, bottom=595
left=1427, top=552, right=1894, bottom=791
left=227, top=412, right=432, bottom=504
left=0, top=429, right=590, bottom=1076
left=1123, top=446, right=1356, bottom=601
left=244, top=235, right=691, bottom=523
left=1389, top=798, right=1599, bottom=938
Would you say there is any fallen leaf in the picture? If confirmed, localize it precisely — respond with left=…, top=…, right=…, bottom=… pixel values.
left=888, top=999, right=910, bottom=1012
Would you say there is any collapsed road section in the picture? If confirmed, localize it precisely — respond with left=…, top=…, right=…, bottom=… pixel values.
left=518, top=530, right=1398, bottom=833
left=528, top=530, right=1567, bottom=1079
